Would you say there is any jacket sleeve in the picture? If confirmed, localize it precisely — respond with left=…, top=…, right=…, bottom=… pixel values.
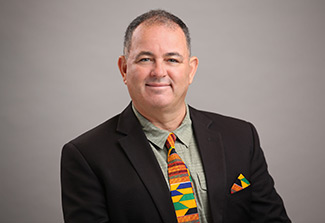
left=248, top=123, right=291, bottom=223
left=61, top=142, right=109, bottom=223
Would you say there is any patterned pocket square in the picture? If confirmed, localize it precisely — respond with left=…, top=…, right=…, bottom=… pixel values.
left=231, top=174, right=250, bottom=194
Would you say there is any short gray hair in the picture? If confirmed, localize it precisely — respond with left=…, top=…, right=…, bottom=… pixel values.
left=123, top=9, right=191, bottom=56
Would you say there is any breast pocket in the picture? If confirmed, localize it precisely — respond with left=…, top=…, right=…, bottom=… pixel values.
left=196, top=172, right=207, bottom=191
left=228, top=186, right=252, bottom=203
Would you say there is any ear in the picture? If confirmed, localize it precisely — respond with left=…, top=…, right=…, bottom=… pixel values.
left=118, top=55, right=127, bottom=84
left=188, top=56, right=199, bottom=84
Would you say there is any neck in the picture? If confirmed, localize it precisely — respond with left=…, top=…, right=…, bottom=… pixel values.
left=134, top=103, right=187, bottom=132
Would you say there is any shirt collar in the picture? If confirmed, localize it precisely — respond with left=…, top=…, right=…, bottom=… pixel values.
left=132, top=103, right=192, bottom=150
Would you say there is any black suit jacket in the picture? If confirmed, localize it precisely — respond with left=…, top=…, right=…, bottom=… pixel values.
left=61, top=104, right=290, bottom=223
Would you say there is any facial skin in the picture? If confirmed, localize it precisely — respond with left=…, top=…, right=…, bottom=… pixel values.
left=118, top=23, right=198, bottom=130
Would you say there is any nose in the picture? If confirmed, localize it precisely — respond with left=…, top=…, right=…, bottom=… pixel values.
left=151, top=60, right=166, bottom=78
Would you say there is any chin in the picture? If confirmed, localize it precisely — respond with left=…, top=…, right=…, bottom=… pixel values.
left=147, top=100, right=172, bottom=110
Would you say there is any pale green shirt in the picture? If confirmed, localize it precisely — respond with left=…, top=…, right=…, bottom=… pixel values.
left=132, top=104, right=211, bottom=223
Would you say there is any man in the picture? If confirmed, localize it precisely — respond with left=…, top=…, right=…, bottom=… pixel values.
left=61, top=10, right=291, bottom=223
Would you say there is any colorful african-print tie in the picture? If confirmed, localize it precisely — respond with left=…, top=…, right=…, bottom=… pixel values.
left=166, top=132, right=200, bottom=223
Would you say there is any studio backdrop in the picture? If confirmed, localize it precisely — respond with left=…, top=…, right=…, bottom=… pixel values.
left=1, top=0, right=324, bottom=222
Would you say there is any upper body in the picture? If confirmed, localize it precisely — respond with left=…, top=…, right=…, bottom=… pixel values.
left=61, top=103, right=290, bottom=222
left=61, top=9, right=291, bottom=223
left=132, top=104, right=211, bottom=222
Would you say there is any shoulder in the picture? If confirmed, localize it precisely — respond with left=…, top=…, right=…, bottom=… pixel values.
left=64, top=113, right=121, bottom=153
left=189, top=106, right=258, bottom=145
left=67, top=103, right=136, bottom=147
left=61, top=111, right=132, bottom=168
left=189, top=106, right=253, bottom=130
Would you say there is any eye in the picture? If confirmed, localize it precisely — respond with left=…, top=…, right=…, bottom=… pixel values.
left=138, top=58, right=152, bottom=62
left=167, top=58, right=179, bottom=63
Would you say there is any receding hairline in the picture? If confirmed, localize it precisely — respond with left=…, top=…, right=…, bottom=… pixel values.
left=128, top=21, right=187, bottom=53
left=123, top=10, right=191, bottom=57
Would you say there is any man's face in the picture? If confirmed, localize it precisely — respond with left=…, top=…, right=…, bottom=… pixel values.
left=118, top=23, right=198, bottom=113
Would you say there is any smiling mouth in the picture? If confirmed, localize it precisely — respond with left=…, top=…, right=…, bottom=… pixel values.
left=146, top=83, right=170, bottom=87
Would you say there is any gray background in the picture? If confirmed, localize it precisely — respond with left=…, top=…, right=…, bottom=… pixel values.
left=1, top=0, right=324, bottom=222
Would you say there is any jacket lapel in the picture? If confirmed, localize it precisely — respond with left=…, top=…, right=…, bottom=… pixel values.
left=116, top=104, right=177, bottom=223
left=190, top=106, right=226, bottom=223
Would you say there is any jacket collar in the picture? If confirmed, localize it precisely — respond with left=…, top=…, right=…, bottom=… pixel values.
left=189, top=106, right=226, bottom=223
left=116, top=103, right=226, bottom=223
left=116, top=103, right=178, bottom=223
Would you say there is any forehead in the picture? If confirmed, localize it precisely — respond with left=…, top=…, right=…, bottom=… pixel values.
left=129, top=23, right=188, bottom=55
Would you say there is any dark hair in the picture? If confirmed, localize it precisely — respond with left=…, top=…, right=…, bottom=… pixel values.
left=123, top=9, right=191, bottom=56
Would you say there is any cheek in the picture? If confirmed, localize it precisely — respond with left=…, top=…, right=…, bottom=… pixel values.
left=127, top=66, right=148, bottom=82
left=126, top=69, right=140, bottom=84
left=126, top=72, right=148, bottom=94
left=172, top=71, right=191, bottom=86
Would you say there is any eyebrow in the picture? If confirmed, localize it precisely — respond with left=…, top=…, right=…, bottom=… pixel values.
left=134, top=51, right=154, bottom=61
left=164, top=52, right=184, bottom=60
left=134, top=51, right=184, bottom=61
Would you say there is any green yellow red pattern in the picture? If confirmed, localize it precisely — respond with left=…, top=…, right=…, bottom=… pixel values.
left=166, top=133, right=200, bottom=223
left=231, top=174, right=250, bottom=194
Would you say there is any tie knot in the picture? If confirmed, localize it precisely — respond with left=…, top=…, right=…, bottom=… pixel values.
left=165, top=132, right=176, bottom=149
